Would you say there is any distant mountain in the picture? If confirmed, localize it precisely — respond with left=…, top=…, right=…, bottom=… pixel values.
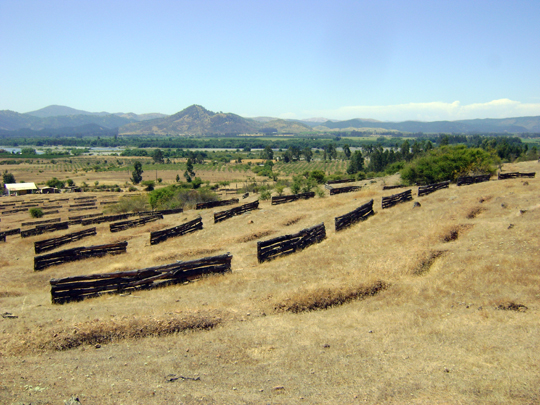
left=0, top=123, right=117, bottom=138
left=120, top=105, right=311, bottom=135
left=0, top=110, right=136, bottom=131
left=315, top=116, right=540, bottom=133
left=26, top=105, right=109, bottom=118
left=26, top=105, right=168, bottom=122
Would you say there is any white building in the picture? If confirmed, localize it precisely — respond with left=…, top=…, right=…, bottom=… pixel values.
left=4, top=182, right=38, bottom=196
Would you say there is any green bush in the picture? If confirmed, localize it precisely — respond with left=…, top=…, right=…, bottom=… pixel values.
left=260, top=190, right=272, bottom=200
left=29, top=208, right=44, bottom=218
left=401, top=145, right=498, bottom=185
left=148, top=185, right=218, bottom=210
left=46, top=177, right=65, bottom=189
left=106, top=195, right=150, bottom=214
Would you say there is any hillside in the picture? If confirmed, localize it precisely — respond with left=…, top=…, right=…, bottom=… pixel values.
left=316, top=115, right=540, bottom=133
left=0, top=161, right=538, bottom=403
left=26, top=105, right=109, bottom=118
left=119, top=104, right=312, bottom=135
left=0, top=110, right=135, bottom=131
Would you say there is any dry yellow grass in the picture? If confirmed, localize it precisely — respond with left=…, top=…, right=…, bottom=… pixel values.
left=0, top=161, right=539, bottom=404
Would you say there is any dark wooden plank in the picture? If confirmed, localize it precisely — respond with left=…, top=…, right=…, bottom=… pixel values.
left=21, top=218, right=62, bottom=227
left=214, top=201, right=259, bottom=223
left=196, top=199, right=239, bottom=210
left=34, top=227, right=97, bottom=254
left=150, top=217, right=203, bottom=245
left=49, top=253, right=232, bottom=303
left=271, top=192, right=315, bottom=205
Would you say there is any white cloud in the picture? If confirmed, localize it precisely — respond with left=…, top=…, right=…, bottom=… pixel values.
left=307, top=99, right=540, bottom=122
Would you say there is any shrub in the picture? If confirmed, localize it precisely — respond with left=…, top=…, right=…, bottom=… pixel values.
left=141, top=180, right=155, bottom=191
left=29, top=208, right=44, bottom=218
left=401, top=145, right=498, bottom=185
left=128, top=185, right=138, bottom=192
left=260, top=190, right=272, bottom=200
left=148, top=185, right=218, bottom=210
left=106, top=195, right=150, bottom=214
left=46, top=177, right=65, bottom=189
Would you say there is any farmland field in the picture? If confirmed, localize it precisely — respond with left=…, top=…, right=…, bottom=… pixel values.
left=0, top=160, right=539, bottom=404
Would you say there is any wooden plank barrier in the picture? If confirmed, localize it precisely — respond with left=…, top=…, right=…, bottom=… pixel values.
left=271, top=192, right=315, bottom=205
left=2, top=228, right=21, bottom=236
left=109, top=214, right=163, bottom=233
left=100, top=201, right=118, bottom=205
left=68, top=213, right=103, bottom=225
left=498, top=172, right=536, bottom=180
left=457, top=174, right=491, bottom=186
left=73, top=196, right=97, bottom=201
left=82, top=213, right=135, bottom=225
left=2, top=207, right=31, bottom=215
left=68, top=206, right=98, bottom=212
left=196, top=198, right=239, bottom=210
left=330, top=186, right=361, bottom=195
left=41, top=205, right=63, bottom=209
left=49, top=253, right=232, bottom=304
left=35, top=241, right=128, bottom=271
left=69, top=202, right=96, bottom=208
left=41, top=210, right=60, bottom=216
left=21, top=222, right=69, bottom=238
left=34, top=227, right=97, bottom=254
left=156, top=208, right=184, bottom=216
left=0, top=233, right=5, bottom=242
left=382, top=184, right=407, bottom=190
left=22, top=218, right=62, bottom=227
left=335, top=200, right=374, bottom=231
left=326, top=178, right=356, bottom=185
left=382, top=189, right=413, bottom=209
left=150, top=217, right=203, bottom=245
left=257, top=223, right=326, bottom=263
left=214, top=201, right=259, bottom=223
left=417, top=180, right=450, bottom=197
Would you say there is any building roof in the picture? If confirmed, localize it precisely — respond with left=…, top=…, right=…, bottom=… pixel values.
left=4, top=182, right=38, bottom=191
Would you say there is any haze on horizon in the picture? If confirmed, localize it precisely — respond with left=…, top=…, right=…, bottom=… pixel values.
left=1, top=0, right=539, bottom=123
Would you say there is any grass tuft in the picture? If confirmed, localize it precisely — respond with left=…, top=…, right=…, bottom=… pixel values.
left=466, top=206, right=485, bottom=219
left=496, top=301, right=528, bottom=312
left=274, top=280, right=388, bottom=313
left=412, top=250, right=446, bottom=276
left=37, top=313, right=223, bottom=352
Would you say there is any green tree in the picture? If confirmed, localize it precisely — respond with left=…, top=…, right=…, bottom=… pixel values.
left=131, top=161, right=143, bottom=184
left=302, top=147, right=313, bottom=162
left=2, top=170, right=15, bottom=184
left=347, top=151, right=364, bottom=174
left=152, top=149, right=164, bottom=164
left=343, top=144, right=351, bottom=159
left=260, top=145, right=274, bottom=160
left=46, top=177, right=65, bottom=189
left=21, top=147, right=37, bottom=155
left=184, top=158, right=195, bottom=182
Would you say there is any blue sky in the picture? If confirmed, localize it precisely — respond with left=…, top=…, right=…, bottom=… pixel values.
left=1, top=0, right=539, bottom=121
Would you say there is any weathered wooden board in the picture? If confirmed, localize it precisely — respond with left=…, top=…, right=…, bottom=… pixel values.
left=214, top=201, right=259, bottom=223
left=330, top=186, right=361, bottom=195
left=196, top=199, right=239, bottom=210
left=271, top=192, right=315, bottom=205
left=150, top=217, right=203, bottom=245
left=382, top=189, right=413, bottom=209
left=49, top=253, right=232, bottom=304
left=34, top=227, right=97, bottom=254
left=498, top=172, right=535, bottom=180
left=257, top=223, right=326, bottom=263
left=335, top=199, right=374, bottom=231
left=21, top=222, right=69, bottom=238
left=109, top=214, right=163, bottom=233
left=457, top=174, right=491, bottom=186
left=35, top=241, right=128, bottom=271
left=417, top=180, right=450, bottom=197
left=22, top=218, right=62, bottom=227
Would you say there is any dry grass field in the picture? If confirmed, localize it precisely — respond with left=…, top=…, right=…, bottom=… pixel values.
left=1, top=161, right=539, bottom=404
